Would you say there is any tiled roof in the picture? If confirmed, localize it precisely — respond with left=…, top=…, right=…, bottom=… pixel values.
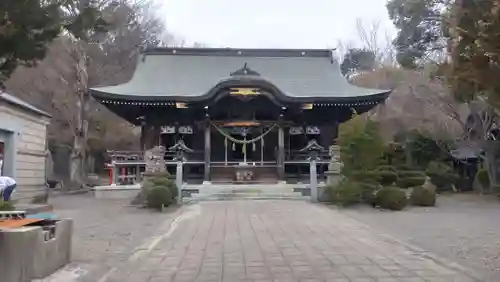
left=90, top=47, right=390, bottom=101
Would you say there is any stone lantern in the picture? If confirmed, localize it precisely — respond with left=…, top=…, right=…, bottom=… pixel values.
left=168, top=140, right=194, bottom=204
left=299, top=139, right=325, bottom=203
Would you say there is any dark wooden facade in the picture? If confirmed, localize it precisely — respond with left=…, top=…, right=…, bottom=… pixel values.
left=91, top=48, right=390, bottom=184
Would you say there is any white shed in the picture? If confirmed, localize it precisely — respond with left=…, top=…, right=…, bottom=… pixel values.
left=0, top=91, right=51, bottom=201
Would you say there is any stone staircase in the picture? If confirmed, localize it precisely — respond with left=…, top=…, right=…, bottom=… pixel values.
left=182, top=183, right=312, bottom=202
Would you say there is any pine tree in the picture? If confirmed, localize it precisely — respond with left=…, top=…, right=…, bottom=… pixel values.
left=0, top=0, right=107, bottom=85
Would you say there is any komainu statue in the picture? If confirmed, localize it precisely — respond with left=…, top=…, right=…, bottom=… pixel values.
left=144, top=146, right=166, bottom=173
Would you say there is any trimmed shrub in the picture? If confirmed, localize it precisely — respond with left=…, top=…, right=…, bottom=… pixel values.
left=0, top=200, right=14, bottom=211
left=326, top=181, right=363, bottom=207
left=374, top=187, right=407, bottom=211
left=349, top=171, right=381, bottom=183
left=146, top=186, right=174, bottom=210
left=356, top=182, right=380, bottom=204
left=410, top=186, right=437, bottom=206
left=476, top=169, right=490, bottom=188
left=396, top=164, right=415, bottom=171
left=396, top=177, right=426, bottom=188
left=397, top=170, right=426, bottom=178
left=376, top=165, right=397, bottom=172
left=426, top=172, right=458, bottom=191
left=426, top=161, right=458, bottom=192
left=373, top=170, right=398, bottom=186
left=358, top=182, right=380, bottom=205
left=144, top=176, right=177, bottom=199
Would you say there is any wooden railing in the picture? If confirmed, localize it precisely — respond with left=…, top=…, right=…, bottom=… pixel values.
left=108, top=149, right=332, bottom=163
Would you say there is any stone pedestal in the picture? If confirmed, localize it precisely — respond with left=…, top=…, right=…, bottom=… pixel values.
left=326, top=145, right=343, bottom=186
left=326, top=162, right=342, bottom=186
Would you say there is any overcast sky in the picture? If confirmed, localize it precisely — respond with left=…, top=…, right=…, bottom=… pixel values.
left=160, top=0, right=396, bottom=49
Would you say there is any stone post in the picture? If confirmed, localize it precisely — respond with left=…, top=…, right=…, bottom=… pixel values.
left=111, top=162, right=118, bottom=186
left=299, top=140, right=325, bottom=203
left=204, top=121, right=211, bottom=184
left=169, top=140, right=194, bottom=205
left=309, top=155, right=319, bottom=203
left=277, top=125, right=285, bottom=182
left=175, top=161, right=183, bottom=204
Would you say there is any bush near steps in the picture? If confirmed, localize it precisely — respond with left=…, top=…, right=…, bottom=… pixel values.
left=374, top=187, right=407, bottom=211
left=410, top=186, right=437, bottom=207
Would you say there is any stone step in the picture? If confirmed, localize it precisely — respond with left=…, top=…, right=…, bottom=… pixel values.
left=186, top=193, right=309, bottom=202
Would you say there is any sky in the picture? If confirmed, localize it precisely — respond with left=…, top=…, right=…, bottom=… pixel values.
left=159, top=0, right=396, bottom=50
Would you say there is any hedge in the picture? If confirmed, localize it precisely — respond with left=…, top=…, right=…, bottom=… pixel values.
left=374, top=187, right=407, bottom=211
left=410, top=186, right=436, bottom=207
left=396, top=177, right=426, bottom=188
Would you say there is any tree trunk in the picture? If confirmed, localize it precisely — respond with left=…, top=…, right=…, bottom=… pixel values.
left=70, top=148, right=83, bottom=189
left=69, top=42, right=90, bottom=187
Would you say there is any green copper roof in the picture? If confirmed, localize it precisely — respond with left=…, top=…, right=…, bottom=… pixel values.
left=90, top=47, right=390, bottom=102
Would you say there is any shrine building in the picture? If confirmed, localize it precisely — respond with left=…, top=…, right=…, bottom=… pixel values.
left=90, top=47, right=390, bottom=184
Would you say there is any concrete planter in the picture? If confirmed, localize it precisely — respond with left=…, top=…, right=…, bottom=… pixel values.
left=0, top=219, right=73, bottom=282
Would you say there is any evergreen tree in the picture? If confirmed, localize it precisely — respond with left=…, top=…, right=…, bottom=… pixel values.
left=386, top=0, right=448, bottom=69
left=340, top=48, right=376, bottom=77
left=0, top=0, right=107, bottom=85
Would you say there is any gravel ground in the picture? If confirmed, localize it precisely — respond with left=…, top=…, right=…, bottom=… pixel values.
left=340, top=193, right=500, bottom=281
left=46, top=193, right=178, bottom=281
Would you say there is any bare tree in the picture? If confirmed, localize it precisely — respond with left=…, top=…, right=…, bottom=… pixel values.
left=462, top=99, right=500, bottom=193
left=353, top=67, right=468, bottom=141
left=355, top=18, right=397, bottom=67
left=5, top=0, right=169, bottom=187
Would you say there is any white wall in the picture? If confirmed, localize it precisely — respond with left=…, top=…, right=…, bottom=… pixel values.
left=0, top=103, right=50, bottom=200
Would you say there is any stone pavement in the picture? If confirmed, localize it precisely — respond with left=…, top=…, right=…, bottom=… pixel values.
left=341, top=195, right=500, bottom=281
left=99, top=200, right=480, bottom=282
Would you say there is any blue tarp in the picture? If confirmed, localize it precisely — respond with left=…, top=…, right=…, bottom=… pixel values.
left=26, top=213, right=57, bottom=220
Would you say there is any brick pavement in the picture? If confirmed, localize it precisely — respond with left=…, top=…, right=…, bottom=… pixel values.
left=103, top=200, right=480, bottom=282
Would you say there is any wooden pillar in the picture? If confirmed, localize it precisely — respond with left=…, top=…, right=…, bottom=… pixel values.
left=111, top=164, right=118, bottom=185
left=135, top=163, right=141, bottom=183
left=260, top=128, right=264, bottom=166
left=277, top=124, right=285, bottom=181
left=140, top=123, right=146, bottom=151
left=143, top=125, right=161, bottom=149
left=204, top=122, right=211, bottom=182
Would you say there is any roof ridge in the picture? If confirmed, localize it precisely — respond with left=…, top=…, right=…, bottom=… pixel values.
left=142, top=47, right=337, bottom=58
